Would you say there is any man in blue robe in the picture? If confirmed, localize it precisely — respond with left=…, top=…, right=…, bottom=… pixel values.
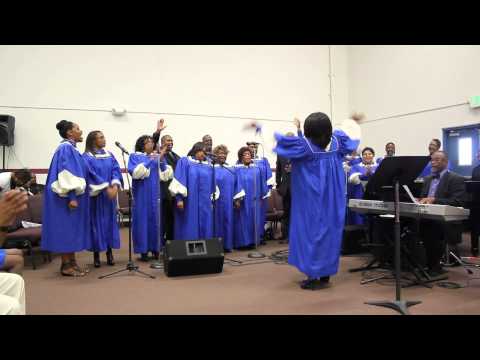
left=274, top=112, right=361, bottom=290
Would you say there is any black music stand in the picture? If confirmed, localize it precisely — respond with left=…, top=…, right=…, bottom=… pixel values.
left=362, top=156, right=429, bottom=315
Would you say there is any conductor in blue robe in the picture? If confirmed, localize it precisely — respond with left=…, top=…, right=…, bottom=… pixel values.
left=234, top=147, right=269, bottom=249
left=42, top=120, right=109, bottom=277
left=273, top=112, right=361, bottom=290
left=212, top=145, right=243, bottom=252
left=347, top=147, right=379, bottom=225
left=83, top=131, right=124, bottom=268
left=169, top=142, right=217, bottom=241
left=128, top=135, right=173, bottom=262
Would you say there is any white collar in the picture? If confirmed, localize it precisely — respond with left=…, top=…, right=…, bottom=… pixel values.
left=188, top=156, right=210, bottom=165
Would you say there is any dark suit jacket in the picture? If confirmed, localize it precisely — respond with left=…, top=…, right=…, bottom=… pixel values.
left=276, top=155, right=291, bottom=197
left=152, top=130, right=180, bottom=200
left=420, top=170, right=467, bottom=244
left=420, top=171, right=467, bottom=207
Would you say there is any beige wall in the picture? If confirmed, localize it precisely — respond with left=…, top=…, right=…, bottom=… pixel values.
left=348, top=45, right=480, bottom=156
left=0, top=45, right=349, bottom=184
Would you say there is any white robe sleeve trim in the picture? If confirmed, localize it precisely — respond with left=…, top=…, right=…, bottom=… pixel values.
left=233, top=189, right=246, bottom=200
left=169, top=177, right=188, bottom=197
left=132, top=163, right=150, bottom=180
left=210, top=186, right=220, bottom=201
left=338, top=118, right=362, bottom=140
left=349, top=172, right=362, bottom=185
left=343, top=162, right=351, bottom=173
left=159, top=165, right=174, bottom=182
left=111, top=179, right=123, bottom=189
left=89, top=182, right=109, bottom=196
left=262, top=189, right=272, bottom=199
left=267, top=175, right=275, bottom=187
left=51, top=169, right=86, bottom=197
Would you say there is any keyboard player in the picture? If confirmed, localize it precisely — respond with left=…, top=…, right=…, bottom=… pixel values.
left=418, top=151, right=467, bottom=277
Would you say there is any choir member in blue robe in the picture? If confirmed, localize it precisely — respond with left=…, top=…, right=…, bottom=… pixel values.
left=246, top=142, right=274, bottom=243
left=376, top=142, right=395, bottom=165
left=128, top=135, right=173, bottom=261
left=347, top=147, right=379, bottom=225
left=42, top=120, right=108, bottom=277
left=234, top=147, right=269, bottom=249
left=273, top=112, right=361, bottom=290
left=83, top=131, right=124, bottom=268
left=212, top=145, right=244, bottom=252
left=418, top=138, right=452, bottom=178
left=169, top=142, right=217, bottom=241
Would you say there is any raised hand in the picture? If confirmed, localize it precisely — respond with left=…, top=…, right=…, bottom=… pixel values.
left=293, top=117, right=301, bottom=130
left=157, top=118, right=167, bottom=132
left=177, top=200, right=184, bottom=210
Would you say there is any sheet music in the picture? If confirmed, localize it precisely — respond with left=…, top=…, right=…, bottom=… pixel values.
left=402, top=185, right=419, bottom=204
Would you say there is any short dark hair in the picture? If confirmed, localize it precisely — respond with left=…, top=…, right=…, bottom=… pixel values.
left=135, top=135, right=153, bottom=153
left=362, top=147, right=375, bottom=156
left=188, top=142, right=206, bottom=157
left=238, top=146, right=253, bottom=163
left=160, top=135, right=172, bottom=144
left=13, top=168, right=33, bottom=186
left=303, top=112, right=332, bottom=149
left=433, top=150, right=448, bottom=160
left=432, top=138, right=441, bottom=148
left=213, top=144, right=229, bottom=155
left=56, top=120, right=74, bottom=139
left=85, top=131, right=102, bottom=153
left=385, top=142, right=395, bottom=148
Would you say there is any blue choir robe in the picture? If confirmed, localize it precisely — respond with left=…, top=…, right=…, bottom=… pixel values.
left=41, top=140, right=108, bottom=253
left=128, top=152, right=173, bottom=254
left=273, top=119, right=361, bottom=279
left=253, top=157, right=274, bottom=239
left=83, top=149, right=124, bottom=252
left=233, top=163, right=268, bottom=248
left=213, top=164, right=244, bottom=251
left=347, top=162, right=378, bottom=225
left=169, top=157, right=217, bottom=241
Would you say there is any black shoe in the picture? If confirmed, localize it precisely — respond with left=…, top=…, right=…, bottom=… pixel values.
left=139, top=253, right=149, bottom=262
left=106, top=248, right=115, bottom=266
left=93, top=252, right=101, bottom=268
left=300, top=278, right=331, bottom=290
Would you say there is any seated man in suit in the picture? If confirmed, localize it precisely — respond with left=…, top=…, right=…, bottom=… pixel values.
left=418, top=150, right=467, bottom=277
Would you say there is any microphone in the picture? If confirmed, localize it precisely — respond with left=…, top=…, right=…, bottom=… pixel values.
left=115, top=141, right=129, bottom=155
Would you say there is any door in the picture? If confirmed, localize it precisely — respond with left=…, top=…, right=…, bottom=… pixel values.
left=443, top=124, right=480, bottom=177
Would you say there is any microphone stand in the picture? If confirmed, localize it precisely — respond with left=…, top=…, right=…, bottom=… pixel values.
left=99, top=149, right=155, bottom=279
left=364, top=177, right=420, bottom=314
left=151, top=153, right=165, bottom=270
